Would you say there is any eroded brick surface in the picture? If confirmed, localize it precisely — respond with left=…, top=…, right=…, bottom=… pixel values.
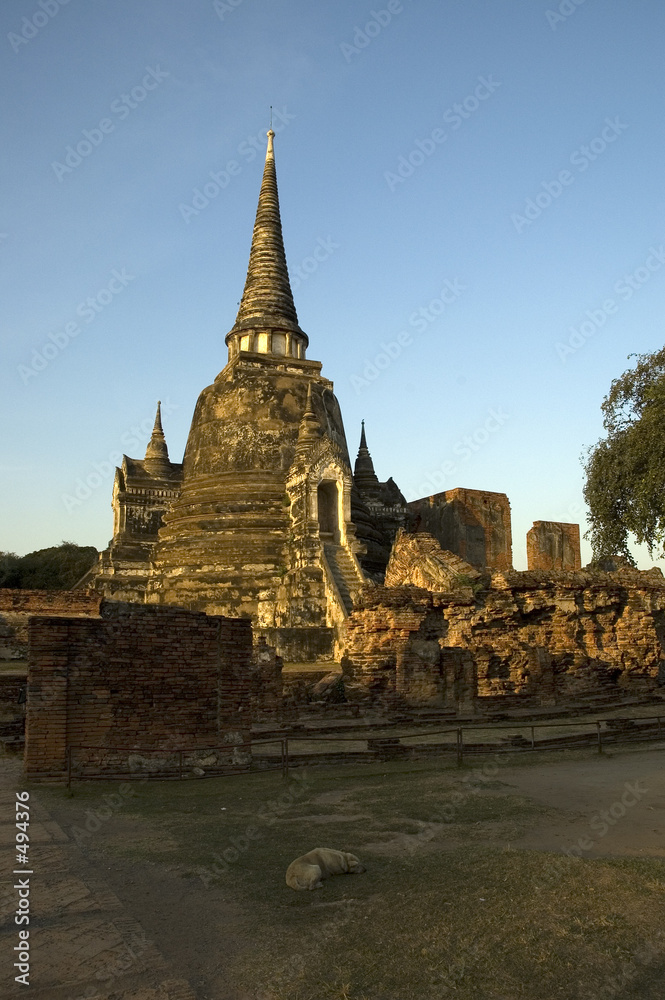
left=407, top=488, right=513, bottom=571
left=344, top=564, right=665, bottom=705
left=527, top=520, right=581, bottom=571
left=25, top=603, right=252, bottom=781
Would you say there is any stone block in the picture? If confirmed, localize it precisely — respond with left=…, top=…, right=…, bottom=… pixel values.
left=406, top=488, right=512, bottom=570
left=527, top=521, right=581, bottom=571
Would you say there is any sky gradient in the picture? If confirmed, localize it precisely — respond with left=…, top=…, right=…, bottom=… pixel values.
left=2, top=0, right=665, bottom=570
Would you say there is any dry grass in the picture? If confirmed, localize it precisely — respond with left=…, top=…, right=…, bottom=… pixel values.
left=40, top=756, right=665, bottom=1000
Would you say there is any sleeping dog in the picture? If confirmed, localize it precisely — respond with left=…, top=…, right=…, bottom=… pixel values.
left=286, top=847, right=366, bottom=890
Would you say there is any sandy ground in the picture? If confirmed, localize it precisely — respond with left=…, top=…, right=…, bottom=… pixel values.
left=1, top=746, right=665, bottom=998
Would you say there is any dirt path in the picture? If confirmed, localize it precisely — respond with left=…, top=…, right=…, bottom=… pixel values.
left=0, top=754, right=204, bottom=1000
left=499, top=748, right=665, bottom=857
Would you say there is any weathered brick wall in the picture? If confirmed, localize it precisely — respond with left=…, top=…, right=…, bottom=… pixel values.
left=25, top=602, right=252, bottom=781
left=0, top=673, right=26, bottom=707
left=343, top=587, right=461, bottom=705
left=0, top=589, right=101, bottom=661
left=343, top=567, right=665, bottom=707
left=407, top=489, right=513, bottom=571
left=527, top=521, right=581, bottom=571
left=249, top=637, right=283, bottom=719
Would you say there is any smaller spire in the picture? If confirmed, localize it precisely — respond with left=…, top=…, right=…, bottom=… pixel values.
left=144, top=401, right=171, bottom=471
left=354, top=420, right=379, bottom=487
left=153, top=401, right=164, bottom=435
left=295, top=382, right=322, bottom=453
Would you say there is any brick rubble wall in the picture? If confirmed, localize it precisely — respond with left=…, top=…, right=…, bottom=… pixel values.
left=343, top=568, right=665, bottom=706
left=0, top=673, right=26, bottom=708
left=25, top=602, right=252, bottom=781
left=249, top=637, right=283, bottom=719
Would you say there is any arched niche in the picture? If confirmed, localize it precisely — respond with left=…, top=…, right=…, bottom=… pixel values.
left=317, top=480, right=339, bottom=542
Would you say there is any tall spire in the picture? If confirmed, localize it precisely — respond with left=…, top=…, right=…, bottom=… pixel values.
left=226, top=130, right=306, bottom=351
left=354, top=420, right=379, bottom=487
left=144, top=401, right=171, bottom=472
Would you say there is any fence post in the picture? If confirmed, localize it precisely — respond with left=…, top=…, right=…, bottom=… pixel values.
left=596, top=721, right=603, bottom=754
left=67, top=745, right=72, bottom=792
left=530, top=726, right=535, bottom=751
left=456, top=727, right=463, bottom=767
left=284, top=738, right=289, bottom=778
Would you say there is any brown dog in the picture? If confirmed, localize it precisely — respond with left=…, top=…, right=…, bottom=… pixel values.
left=285, top=847, right=366, bottom=890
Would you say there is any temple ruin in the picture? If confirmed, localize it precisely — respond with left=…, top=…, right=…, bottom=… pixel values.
left=12, top=127, right=662, bottom=779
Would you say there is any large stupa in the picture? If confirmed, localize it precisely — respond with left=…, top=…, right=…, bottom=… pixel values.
left=84, top=130, right=407, bottom=659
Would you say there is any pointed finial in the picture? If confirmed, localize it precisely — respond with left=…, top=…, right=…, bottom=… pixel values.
left=270, top=105, right=273, bottom=129
left=144, top=400, right=170, bottom=470
left=153, top=400, right=163, bottom=434
left=226, top=125, right=306, bottom=350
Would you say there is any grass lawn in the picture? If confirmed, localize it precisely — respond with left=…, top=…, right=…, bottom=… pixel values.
left=39, top=754, right=665, bottom=1000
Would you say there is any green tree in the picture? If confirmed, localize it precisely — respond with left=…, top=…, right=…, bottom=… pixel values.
left=583, top=346, right=665, bottom=563
left=0, top=552, right=22, bottom=588
left=0, top=542, right=98, bottom=590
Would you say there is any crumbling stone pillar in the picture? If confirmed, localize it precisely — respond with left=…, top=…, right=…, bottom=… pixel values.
left=406, top=488, right=512, bottom=571
left=527, top=521, right=581, bottom=571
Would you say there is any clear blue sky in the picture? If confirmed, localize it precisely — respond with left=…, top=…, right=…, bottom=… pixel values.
left=2, top=0, right=665, bottom=570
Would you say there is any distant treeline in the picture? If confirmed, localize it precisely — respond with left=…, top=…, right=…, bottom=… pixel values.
left=0, top=542, right=98, bottom=590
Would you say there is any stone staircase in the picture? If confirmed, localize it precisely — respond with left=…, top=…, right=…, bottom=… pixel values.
left=323, top=543, right=362, bottom=616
